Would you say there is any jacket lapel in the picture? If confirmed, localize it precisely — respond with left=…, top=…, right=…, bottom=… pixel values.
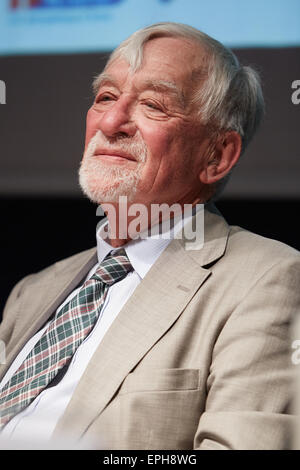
left=0, top=248, right=98, bottom=382
left=53, top=206, right=229, bottom=441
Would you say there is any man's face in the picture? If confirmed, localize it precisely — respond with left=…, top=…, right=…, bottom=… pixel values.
left=80, top=36, right=212, bottom=207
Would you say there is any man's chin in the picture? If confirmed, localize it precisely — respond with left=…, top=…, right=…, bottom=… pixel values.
left=79, top=179, right=137, bottom=205
left=78, top=160, right=141, bottom=204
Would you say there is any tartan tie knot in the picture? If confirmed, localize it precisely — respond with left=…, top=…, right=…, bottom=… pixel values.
left=91, top=248, right=133, bottom=286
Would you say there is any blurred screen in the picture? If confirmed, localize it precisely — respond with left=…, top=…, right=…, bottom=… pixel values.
left=1, top=0, right=300, bottom=55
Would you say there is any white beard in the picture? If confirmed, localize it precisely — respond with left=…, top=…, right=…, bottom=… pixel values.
left=79, top=130, right=147, bottom=203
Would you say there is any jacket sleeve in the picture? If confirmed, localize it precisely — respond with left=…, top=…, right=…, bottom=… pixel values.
left=194, top=256, right=300, bottom=450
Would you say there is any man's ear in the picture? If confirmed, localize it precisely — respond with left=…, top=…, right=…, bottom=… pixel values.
left=199, top=131, right=242, bottom=185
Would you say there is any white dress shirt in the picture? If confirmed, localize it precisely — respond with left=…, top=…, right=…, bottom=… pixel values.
left=0, top=209, right=199, bottom=446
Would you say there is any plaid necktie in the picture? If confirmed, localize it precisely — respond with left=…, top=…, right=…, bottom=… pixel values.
left=0, top=248, right=132, bottom=429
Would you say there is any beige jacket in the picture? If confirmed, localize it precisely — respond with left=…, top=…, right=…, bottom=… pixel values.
left=1, top=207, right=300, bottom=450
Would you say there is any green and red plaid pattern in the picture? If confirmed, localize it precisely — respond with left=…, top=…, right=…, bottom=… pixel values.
left=0, top=249, right=132, bottom=429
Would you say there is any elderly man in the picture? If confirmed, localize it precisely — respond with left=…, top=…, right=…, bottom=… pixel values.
left=0, top=22, right=299, bottom=450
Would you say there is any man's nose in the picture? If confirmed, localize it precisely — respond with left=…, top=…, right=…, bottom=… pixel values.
left=98, top=96, right=137, bottom=138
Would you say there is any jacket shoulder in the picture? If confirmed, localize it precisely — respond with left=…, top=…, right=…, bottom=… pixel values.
left=1, top=246, right=97, bottom=325
left=225, top=225, right=300, bottom=284
left=228, top=225, right=300, bottom=261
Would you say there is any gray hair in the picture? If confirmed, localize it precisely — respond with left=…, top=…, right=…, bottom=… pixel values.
left=94, top=22, right=265, bottom=199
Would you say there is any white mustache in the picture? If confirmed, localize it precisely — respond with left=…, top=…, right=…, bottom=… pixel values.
left=87, top=130, right=147, bottom=163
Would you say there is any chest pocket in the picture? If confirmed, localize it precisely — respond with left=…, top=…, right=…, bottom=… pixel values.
left=118, top=368, right=201, bottom=394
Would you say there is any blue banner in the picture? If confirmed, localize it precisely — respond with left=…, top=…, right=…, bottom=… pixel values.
left=1, top=0, right=300, bottom=55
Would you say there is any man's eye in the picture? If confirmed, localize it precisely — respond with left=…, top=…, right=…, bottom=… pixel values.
left=144, top=101, right=163, bottom=112
left=96, top=94, right=115, bottom=103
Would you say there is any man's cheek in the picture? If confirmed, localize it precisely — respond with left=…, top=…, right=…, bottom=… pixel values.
left=140, top=120, right=169, bottom=146
left=84, top=110, right=99, bottom=151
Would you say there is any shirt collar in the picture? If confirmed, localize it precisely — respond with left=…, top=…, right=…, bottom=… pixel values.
left=96, top=205, right=202, bottom=280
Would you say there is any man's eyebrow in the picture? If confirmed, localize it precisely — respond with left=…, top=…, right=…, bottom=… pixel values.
left=92, top=72, right=117, bottom=95
left=92, top=74, right=185, bottom=107
left=142, top=79, right=185, bottom=107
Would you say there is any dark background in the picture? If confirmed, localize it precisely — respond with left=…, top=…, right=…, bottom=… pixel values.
left=0, top=46, right=299, bottom=319
left=1, top=197, right=299, bottom=318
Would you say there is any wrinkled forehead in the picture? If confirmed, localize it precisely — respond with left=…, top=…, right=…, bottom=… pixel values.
left=111, top=35, right=209, bottom=74
left=95, top=36, right=209, bottom=100
left=109, top=32, right=210, bottom=69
